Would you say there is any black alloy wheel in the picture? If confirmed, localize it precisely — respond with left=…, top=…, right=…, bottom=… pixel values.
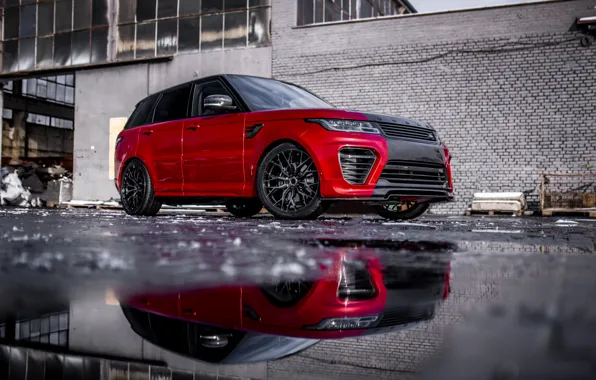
left=256, top=142, right=326, bottom=220
left=120, top=158, right=162, bottom=216
left=261, top=279, right=313, bottom=307
left=225, top=198, right=263, bottom=218
left=374, top=202, right=429, bottom=221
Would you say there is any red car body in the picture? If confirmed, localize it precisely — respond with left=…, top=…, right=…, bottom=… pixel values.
left=114, top=75, right=453, bottom=219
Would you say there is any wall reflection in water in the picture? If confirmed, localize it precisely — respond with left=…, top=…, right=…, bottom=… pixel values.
left=0, top=240, right=453, bottom=378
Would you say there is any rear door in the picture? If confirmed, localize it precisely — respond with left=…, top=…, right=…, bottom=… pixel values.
left=182, top=79, right=245, bottom=196
left=138, top=84, right=192, bottom=194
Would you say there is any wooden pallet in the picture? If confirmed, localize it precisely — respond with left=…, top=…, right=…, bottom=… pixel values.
left=466, top=209, right=524, bottom=217
left=541, top=208, right=596, bottom=218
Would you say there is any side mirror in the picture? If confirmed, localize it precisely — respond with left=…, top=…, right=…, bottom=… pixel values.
left=199, top=334, right=230, bottom=348
left=204, top=94, right=237, bottom=112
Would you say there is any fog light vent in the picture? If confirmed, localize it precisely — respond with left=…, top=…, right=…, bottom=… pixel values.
left=338, top=261, right=376, bottom=301
left=338, top=148, right=376, bottom=185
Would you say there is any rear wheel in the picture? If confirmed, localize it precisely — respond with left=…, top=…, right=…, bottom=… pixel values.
left=256, top=142, right=326, bottom=220
left=120, top=158, right=162, bottom=216
left=374, top=202, right=429, bottom=220
left=225, top=198, right=263, bottom=218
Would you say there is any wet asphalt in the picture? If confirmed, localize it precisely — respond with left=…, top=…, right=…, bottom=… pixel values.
left=1, top=207, right=595, bottom=379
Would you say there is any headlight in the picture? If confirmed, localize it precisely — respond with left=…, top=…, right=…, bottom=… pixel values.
left=307, top=119, right=381, bottom=134
left=303, top=315, right=379, bottom=330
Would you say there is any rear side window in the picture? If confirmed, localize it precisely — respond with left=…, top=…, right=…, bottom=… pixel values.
left=125, top=96, right=158, bottom=130
left=153, top=85, right=192, bottom=123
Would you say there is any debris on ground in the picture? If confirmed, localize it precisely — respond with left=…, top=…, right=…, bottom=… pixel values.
left=1, top=162, right=73, bottom=208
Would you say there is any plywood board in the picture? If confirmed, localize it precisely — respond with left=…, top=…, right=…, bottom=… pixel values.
left=108, top=117, right=128, bottom=180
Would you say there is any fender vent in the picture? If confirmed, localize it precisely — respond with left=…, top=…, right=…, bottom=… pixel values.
left=245, top=124, right=264, bottom=138
left=338, top=148, right=376, bottom=185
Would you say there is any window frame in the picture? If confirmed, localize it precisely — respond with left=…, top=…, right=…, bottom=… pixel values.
left=150, top=83, right=194, bottom=124
left=190, top=77, right=248, bottom=117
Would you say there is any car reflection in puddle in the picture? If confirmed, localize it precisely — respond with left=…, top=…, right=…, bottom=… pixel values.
left=0, top=239, right=455, bottom=377
left=119, top=240, right=454, bottom=364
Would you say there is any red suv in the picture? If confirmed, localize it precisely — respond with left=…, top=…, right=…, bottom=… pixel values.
left=114, top=75, right=453, bottom=220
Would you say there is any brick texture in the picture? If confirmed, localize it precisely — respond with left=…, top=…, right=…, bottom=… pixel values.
left=271, top=0, right=596, bottom=214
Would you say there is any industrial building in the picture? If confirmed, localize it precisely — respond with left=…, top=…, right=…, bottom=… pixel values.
left=1, top=0, right=595, bottom=213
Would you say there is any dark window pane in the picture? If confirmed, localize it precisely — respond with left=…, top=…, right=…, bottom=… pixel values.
left=92, top=0, right=109, bottom=26
left=59, top=331, right=68, bottom=345
left=249, top=0, right=271, bottom=6
left=5, top=0, right=19, bottom=6
left=56, top=1, right=73, bottom=32
left=50, top=332, right=59, bottom=345
left=41, top=317, right=50, bottom=334
left=40, top=335, right=49, bottom=344
left=47, top=81, right=57, bottom=99
left=20, top=5, right=37, bottom=38
left=22, top=0, right=36, bottom=4
left=72, top=30, right=90, bottom=65
left=37, top=80, right=48, bottom=98
left=118, top=0, right=136, bottom=23
left=224, top=11, right=247, bottom=48
left=66, top=74, right=74, bottom=86
left=248, top=7, right=270, bottom=47
left=117, top=24, right=135, bottom=60
left=314, top=0, right=323, bottom=23
left=342, top=0, right=349, bottom=19
left=50, top=315, right=60, bottom=331
left=3, top=40, right=19, bottom=73
left=50, top=33, right=72, bottom=66
left=179, top=0, right=201, bottom=15
left=91, top=28, right=108, bottom=63
left=157, top=19, right=177, bottom=56
left=297, top=0, right=314, bottom=25
left=4, top=8, right=20, bottom=39
left=74, top=0, right=92, bottom=30
left=360, top=0, right=371, bottom=18
left=38, top=2, right=55, bottom=36
left=226, top=0, right=246, bottom=11
left=37, top=36, right=54, bottom=69
left=194, top=80, right=234, bottom=116
left=26, top=79, right=37, bottom=95
left=19, top=38, right=36, bottom=71
left=56, top=85, right=66, bottom=102
left=153, top=85, right=192, bottom=123
left=137, top=0, right=156, bottom=21
left=350, top=0, right=356, bottom=18
left=57, top=75, right=66, bottom=84
left=202, top=0, right=222, bottom=13
left=325, top=0, right=340, bottom=21
left=126, top=95, right=158, bottom=128
left=178, top=17, right=200, bottom=52
left=19, top=321, right=30, bottom=339
left=136, top=22, right=156, bottom=58
left=158, top=0, right=177, bottom=18
left=201, top=14, right=222, bottom=50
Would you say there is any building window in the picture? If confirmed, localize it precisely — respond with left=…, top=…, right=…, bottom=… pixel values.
left=14, top=312, right=69, bottom=346
left=297, top=0, right=416, bottom=26
left=20, top=75, right=76, bottom=106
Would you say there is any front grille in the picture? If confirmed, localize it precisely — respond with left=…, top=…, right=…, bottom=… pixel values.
left=380, top=160, right=447, bottom=187
left=377, top=122, right=437, bottom=142
left=375, top=306, right=435, bottom=328
left=337, top=261, right=376, bottom=301
left=338, top=148, right=376, bottom=185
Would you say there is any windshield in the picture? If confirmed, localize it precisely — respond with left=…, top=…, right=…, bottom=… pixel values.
left=226, top=75, right=334, bottom=111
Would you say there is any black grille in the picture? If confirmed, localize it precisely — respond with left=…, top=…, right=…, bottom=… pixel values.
left=377, top=122, right=436, bottom=142
left=338, top=261, right=376, bottom=301
left=338, top=148, right=376, bottom=185
left=380, top=160, right=447, bottom=187
left=375, top=306, right=435, bottom=328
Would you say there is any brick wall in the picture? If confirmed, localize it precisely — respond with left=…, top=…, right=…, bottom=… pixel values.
left=271, top=0, right=596, bottom=214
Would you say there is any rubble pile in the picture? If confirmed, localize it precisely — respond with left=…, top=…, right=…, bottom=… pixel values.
left=1, top=162, right=72, bottom=208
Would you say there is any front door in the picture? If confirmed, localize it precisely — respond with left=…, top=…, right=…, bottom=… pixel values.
left=182, top=79, right=245, bottom=196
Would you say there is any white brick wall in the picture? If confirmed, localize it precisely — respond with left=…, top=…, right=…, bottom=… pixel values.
left=271, top=0, right=596, bottom=214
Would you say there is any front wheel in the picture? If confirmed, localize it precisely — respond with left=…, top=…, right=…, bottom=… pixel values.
left=256, top=142, right=326, bottom=220
left=225, top=198, right=263, bottom=218
left=374, top=202, right=429, bottom=221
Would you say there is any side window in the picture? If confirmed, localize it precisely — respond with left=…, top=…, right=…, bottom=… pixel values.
left=124, top=95, right=157, bottom=129
left=192, top=80, right=237, bottom=117
left=153, top=84, right=192, bottom=123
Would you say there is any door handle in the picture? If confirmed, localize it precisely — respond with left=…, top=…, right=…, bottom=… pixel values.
left=185, top=125, right=199, bottom=131
left=182, top=308, right=197, bottom=316
left=142, top=129, right=153, bottom=135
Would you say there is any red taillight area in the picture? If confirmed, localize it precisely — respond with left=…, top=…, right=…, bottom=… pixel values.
left=442, top=262, right=452, bottom=300
left=442, top=144, right=454, bottom=193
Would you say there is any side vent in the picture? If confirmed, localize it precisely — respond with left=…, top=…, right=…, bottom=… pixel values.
left=245, top=124, right=264, bottom=139
left=337, top=261, right=376, bottom=301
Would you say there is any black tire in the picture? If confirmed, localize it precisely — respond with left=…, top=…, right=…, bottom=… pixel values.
left=120, top=158, right=162, bottom=216
left=256, top=142, right=326, bottom=220
left=225, top=198, right=263, bottom=218
left=374, top=202, right=429, bottom=221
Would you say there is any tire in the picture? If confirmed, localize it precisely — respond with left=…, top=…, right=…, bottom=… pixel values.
left=374, top=202, right=429, bottom=221
left=120, top=158, right=162, bottom=216
left=256, top=142, right=326, bottom=220
left=225, top=198, right=263, bottom=218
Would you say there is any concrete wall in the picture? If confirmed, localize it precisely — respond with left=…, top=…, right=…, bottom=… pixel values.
left=73, top=47, right=272, bottom=201
left=271, top=0, right=596, bottom=214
